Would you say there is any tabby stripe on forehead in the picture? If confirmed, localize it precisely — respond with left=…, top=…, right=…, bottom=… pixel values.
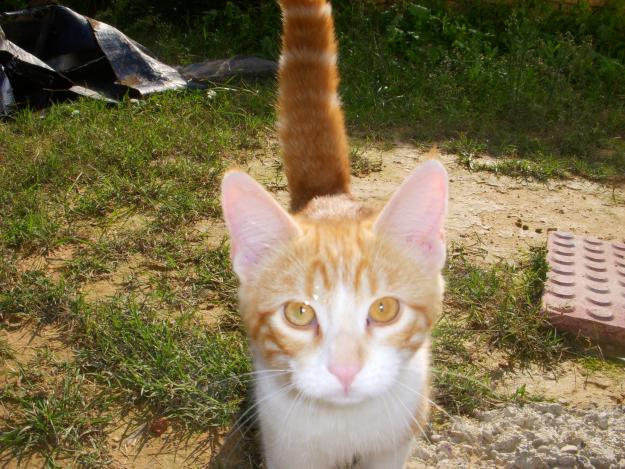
left=306, top=259, right=331, bottom=296
left=368, top=268, right=378, bottom=295
left=353, top=258, right=369, bottom=293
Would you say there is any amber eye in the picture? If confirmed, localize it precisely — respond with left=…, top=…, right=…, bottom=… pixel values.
left=284, top=301, right=316, bottom=327
left=368, top=297, right=400, bottom=324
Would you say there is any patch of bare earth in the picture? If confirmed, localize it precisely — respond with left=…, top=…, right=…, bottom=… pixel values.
left=0, top=324, right=73, bottom=388
left=494, top=360, right=625, bottom=408
left=250, top=144, right=625, bottom=264
left=16, top=244, right=77, bottom=280
left=105, top=421, right=216, bottom=469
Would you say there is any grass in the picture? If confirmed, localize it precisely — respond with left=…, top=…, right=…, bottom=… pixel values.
left=432, top=246, right=567, bottom=414
left=83, top=0, right=625, bottom=183
left=0, top=88, right=264, bottom=465
left=2, top=0, right=625, bottom=465
left=78, top=298, right=249, bottom=427
left=0, top=87, right=274, bottom=251
left=444, top=246, right=563, bottom=365
left=0, top=352, right=112, bottom=467
left=350, top=145, right=384, bottom=177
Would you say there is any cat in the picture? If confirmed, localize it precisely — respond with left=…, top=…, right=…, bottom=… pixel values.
left=220, top=0, right=448, bottom=468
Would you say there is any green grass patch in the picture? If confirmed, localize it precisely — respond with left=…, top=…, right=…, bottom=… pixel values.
left=579, top=356, right=625, bottom=375
left=445, top=245, right=565, bottom=364
left=78, top=298, right=249, bottom=428
left=0, top=357, right=111, bottom=467
left=0, top=271, right=79, bottom=326
left=432, top=246, right=569, bottom=413
left=0, top=87, right=273, bottom=251
left=78, top=0, right=625, bottom=182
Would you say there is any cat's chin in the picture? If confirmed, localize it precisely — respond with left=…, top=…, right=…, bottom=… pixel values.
left=316, top=392, right=370, bottom=407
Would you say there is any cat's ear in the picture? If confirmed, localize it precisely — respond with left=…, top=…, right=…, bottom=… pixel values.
left=221, top=171, right=301, bottom=282
left=373, top=160, right=448, bottom=270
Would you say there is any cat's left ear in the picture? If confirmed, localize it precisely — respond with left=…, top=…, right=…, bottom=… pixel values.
left=221, top=171, right=301, bottom=282
left=373, top=160, right=448, bottom=270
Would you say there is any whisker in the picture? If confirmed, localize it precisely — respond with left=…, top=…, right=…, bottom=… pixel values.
left=380, top=392, right=399, bottom=464
left=395, top=380, right=451, bottom=419
left=222, top=381, right=295, bottom=450
left=276, top=389, right=305, bottom=456
left=398, top=367, right=451, bottom=418
left=389, top=392, right=430, bottom=444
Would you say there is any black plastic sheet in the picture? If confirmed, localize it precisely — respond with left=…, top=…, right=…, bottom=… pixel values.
left=0, top=4, right=186, bottom=113
left=0, top=63, right=15, bottom=116
left=0, top=5, right=278, bottom=115
left=178, top=56, right=278, bottom=84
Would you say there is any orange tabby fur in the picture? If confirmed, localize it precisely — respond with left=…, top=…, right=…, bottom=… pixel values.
left=277, top=0, right=350, bottom=212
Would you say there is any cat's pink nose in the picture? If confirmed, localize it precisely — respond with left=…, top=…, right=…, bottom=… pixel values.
left=328, top=363, right=362, bottom=392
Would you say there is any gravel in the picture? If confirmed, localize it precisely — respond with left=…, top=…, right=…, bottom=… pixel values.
left=408, top=403, right=625, bottom=468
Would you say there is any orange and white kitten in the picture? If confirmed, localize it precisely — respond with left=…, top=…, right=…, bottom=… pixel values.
left=221, top=0, right=448, bottom=468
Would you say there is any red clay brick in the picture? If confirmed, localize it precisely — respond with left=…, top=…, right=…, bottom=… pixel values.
left=542, top=231, right=625, bottom=345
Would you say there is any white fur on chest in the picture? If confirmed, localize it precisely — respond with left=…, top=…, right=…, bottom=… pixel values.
left=255, top=346, right=429, bottom=469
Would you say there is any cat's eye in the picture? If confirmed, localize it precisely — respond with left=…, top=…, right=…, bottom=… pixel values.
left=284, top=301, right=316, bottom=327
left=368, top=297, right=400, bottom=324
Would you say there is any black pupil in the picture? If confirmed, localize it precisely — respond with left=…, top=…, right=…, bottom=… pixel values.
left=378, top=302, right=384, bottom=312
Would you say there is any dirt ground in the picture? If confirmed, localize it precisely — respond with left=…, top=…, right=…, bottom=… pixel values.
left=4, top=144, right=625, bottom=468
left=252, top=144, right=625, bottom=264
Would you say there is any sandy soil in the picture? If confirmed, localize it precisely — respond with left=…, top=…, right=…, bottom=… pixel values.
left=251, top=144, right=625, bottom=264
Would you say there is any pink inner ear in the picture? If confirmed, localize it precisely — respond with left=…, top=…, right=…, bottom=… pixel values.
left=221, top=171, right=301, bottom=281
left=373, top=160, right=448, bottom=269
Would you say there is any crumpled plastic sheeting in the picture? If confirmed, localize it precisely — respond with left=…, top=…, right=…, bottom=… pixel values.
left=0, top=64, right=15, bottom=116
left=178, top=56, right=278, bottom=83
left=89, top=18, right=186, bottom=95
left=0, top=5, right=186, bottom=113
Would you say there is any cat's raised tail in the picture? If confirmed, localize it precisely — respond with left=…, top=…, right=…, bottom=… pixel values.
left=277, top=0, right=350, bottom=212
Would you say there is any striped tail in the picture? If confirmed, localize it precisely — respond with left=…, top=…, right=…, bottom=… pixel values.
left=277, top=0, right=351, bottom=212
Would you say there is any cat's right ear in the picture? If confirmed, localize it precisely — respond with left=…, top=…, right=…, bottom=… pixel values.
left=373, top=160, right=448, bottom=270
left=221, top=171, right=301, bottom=282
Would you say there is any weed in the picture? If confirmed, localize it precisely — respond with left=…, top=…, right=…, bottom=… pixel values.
left=78, top=298, right=249, bottom=428
left=445, top=246, right=565, bottom=365
left=0, top=363, right=111, bottom=466
left=350, top=145, right=383, bottom=177
left=0, top=271, right=79, bottom=326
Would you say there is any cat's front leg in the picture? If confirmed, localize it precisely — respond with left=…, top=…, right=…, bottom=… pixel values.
left=355, top=440, right=413, bottom=469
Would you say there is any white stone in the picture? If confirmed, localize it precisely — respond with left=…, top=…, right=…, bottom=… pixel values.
left=561, top=444, right=578, bottom=454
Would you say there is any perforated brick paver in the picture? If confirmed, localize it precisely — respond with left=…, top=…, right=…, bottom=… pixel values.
left=542, top=231, right=625, bottom=345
